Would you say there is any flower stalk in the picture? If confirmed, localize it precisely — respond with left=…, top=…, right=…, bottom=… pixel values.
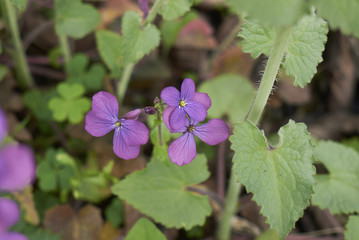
left=58, top=34, right=71, bottom=73
left=217, top=27, right=291, bottom=240
left=4, top=0, right=34, bottom=88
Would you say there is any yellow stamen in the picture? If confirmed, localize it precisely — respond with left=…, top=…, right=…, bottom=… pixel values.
left=179, top=100, right=186, bottom=107
left=116, top=121, right=121, bottom=127
left=187, top=125, right=195, bottom=133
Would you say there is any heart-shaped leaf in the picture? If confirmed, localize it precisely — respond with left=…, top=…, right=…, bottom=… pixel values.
left=230, top=120, right=315, bottom=239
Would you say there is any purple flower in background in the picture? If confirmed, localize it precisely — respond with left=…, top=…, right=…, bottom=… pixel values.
left=165, top=118, right=229, bottom=166
left=85, top=91, right=149, bottom=160
left=138, top=0, right=149, bottom=18
left=0, top=198, right=27, bottom=240
left=0, top=109, right=35, bottom=192
left=161, top=78, right=211, bottom=130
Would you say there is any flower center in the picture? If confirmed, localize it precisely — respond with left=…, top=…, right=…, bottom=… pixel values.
left=116, top=121, right=121, bottom=127
left=179, top=100, right=186, bottom=107
left=187, top=125, right=195, bottom=133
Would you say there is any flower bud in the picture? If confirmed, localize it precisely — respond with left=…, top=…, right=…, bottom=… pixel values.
left=144, top=106, right=156, bottom=115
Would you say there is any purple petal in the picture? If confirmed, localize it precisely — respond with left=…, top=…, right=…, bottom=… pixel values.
left=163, top=107, right=187, bottom=133
left=0, top=109, right=7, bottom=143
left=0, top=198, right=19, bottom=231
left=123, top=109, right=141, bottom=120
left=0, top=232, right=28, bottom=240
left=160, top=87, right=180, bottom=106
left=185, top=101, right=207, bottom=122
left=0, top=144, right=35, bottom=192
left=191, top=92, right=212, bottom=110
left=168, top=132, right=197, bottom=166
left=194, top=119, right=229, bottom=145
left=180, top=78, right=195, bottom=100
left=91, top=91, right=119, bottom=123
left=120, top=119, right=149, bottom=145
left=85, top=111, right=116, bottom=137
left=138, top=0, right=149, bottom=18
left=169, top=107, right=187, bottom=131
left=113, top=128, right=141, bottom=160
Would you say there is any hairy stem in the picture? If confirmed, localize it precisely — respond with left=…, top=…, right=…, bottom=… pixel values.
left=4, top=0, right=34, bottom=88
left=58, top=34, right=71, bottom=73
left=144, top=0, right=163, bottom=26
left=117, top=63, right=134, bottom=105
left=156, top=110, right=163, bottom=146
left=217, top=27, right=291, bottom=240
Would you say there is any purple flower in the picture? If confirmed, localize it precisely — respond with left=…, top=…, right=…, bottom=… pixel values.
left=0, top=198, right=27, bottom=240
left=138, top=0, right=149, bottom=18
left=165, top=118, right=229, bottom=166
left=0, top=109, right=35, bottom=192
left=161, top=78, right=211, bottom=131
left=85, top=91, right=149, bottom=160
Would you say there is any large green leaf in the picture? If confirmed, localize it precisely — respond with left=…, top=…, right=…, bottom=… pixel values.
left=198, top=74, right=255, bottom=123
left=345, top=216, right=359, bottom=240
left=312, top=141, right=359, bottom=214
left=96, top=11, right=160, bottom=77
left=111, top=154, right=211, bottom=230
left=226, top=0, right=309, bottom=27
left=125, top=218, right=166, bottom=240
left=312, top=0, right=359, bottom=38
left=230, top=120, right=315, bottom=239
left=10, top=0, right=28, bottom=12
left=159, top=0, right=192, bottom=21
left=239, top=14, right=328, bottom=87
left=55, top=0, right=100, bottom=38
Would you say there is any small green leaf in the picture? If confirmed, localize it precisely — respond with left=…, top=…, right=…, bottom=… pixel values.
left=198, top=74, right=255, bottom=123
left=230, top=120, right=315, bottom=239
left=48, top=83, right=90, bottom=124
left=226, top=0, right=309, bottom=27
left=159, top=0, right=192, bottom=21
left=105, top=198, right=124, bottom=228
left=312, top=0, right=359, bottom=38
left=72, top=174, right=110, bottom=203
left=345, top=216, right=359, bottom=240
left=312, top=141, right=359, bottom=214
left=96, top=11, right=160, bottom=77
left=23, top=89, right=56, bottom=121
left=240, top=15, right=328, bottom=87
left=125, top=218, right=166, bottom=240
left=55, top=0, right=101, bottom=38
left=0, top=64, right=8, bottom=82
left=10, top=0, right=29, bottom=12
left=111, top=154, right=211, bottom=230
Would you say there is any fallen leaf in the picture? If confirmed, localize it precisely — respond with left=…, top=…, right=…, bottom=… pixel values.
left=13, top=186, right=39, bottom=225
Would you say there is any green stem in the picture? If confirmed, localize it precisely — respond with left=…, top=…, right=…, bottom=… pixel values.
left=117, top=63, right=134, bottom=105
left=59, top=34, right=71, bottom=73
left=144, top=0, right=164, bottom=26
left=216, top=27, right=291, bottom=240
left=4, top=0, right=34, bottom=88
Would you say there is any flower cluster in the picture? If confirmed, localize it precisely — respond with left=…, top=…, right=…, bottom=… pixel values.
left=85, top=92, right=149, bottom=160
left=0, top=109, right=36, bottom=240
left=85, top=79, right=228, bottom=166
left=161, top=78, right=229, bottom=165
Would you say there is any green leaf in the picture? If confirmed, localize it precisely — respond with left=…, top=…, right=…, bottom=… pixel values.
left=96, top=11, right=160, bottom=77
left=230, top=120, right=315, bottom=239
left=345, top=216, right=359, bottom=240
left=37, top=149, right=78, bottom=194
left=105, top=198, right=124, bottom=228
left=226, top=0, right=309, bottom=27
left=10, top=0, right=28, bottom=12
left=198, top=74, right=255, bottom=123
left=342, top=136, right=359, bottom=154
left=159, top=0, right=192, bottom=21
left=112, top=154, right=211, bottom=230
left=54, top=0, right=100, bottom=38
left=11, top=218, right=62, bottom=240
left=0, top=64, right=8, bottom=82
left=126, top=218, right=166, bottom=240
left=34, top=191, right=59, bottom=222
left=255, top=229, right=279, bottom=240
left=66, top=54, right=105, bottom=91
left=72, top=174, right=111, bottom=203
left=240, top=15, right=328, bottom=87
left=312, top=141, right=359, bottom=214
left=48, top=83, right=90, bottom=124
left=312, top=0, right=359, bottom=38
left=23, top=89, right=56, bottom=121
